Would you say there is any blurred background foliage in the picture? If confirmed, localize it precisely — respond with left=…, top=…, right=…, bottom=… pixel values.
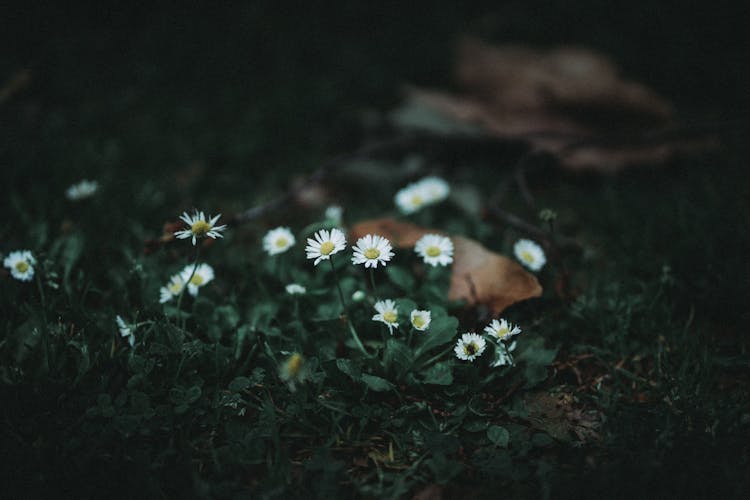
left=1, top=1, right=749, bottom=499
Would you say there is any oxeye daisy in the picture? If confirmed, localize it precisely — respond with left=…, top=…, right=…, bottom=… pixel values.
left=490, top=340, right=517, bottom=368
left=116, top=315, right=135, bottom=348
left=65, top=179, right=99, bottom=200
left=3, top=250, right=36, bottom=282
left=454, top=332, right=487, bottom=362
left=174, top=210, right=227, bottom=245
left=263, top=227, right=295, bottom=256
left=484, top=318, right=522, bottom=341
left=414, top=234, right=454, bottom=267
left=305, top=228, right=347, bottom=266
left=280, top=352, right=306, bottom=392
left=418, top=176, right=450, bottom=204
left=181, top=263, right=214, bottom=296
left=159, top=274, right=185, bottom=303
left=351, top=234, right=395, bottom=269
left=513, top=238, right=546, bottom=271
left=372, top=299, right=399, bottom=334
left=410, top=309, right=431, bottom=331
left=395, top=182, right=430, bottom=214
left=285, top=283, right=306, bottom=295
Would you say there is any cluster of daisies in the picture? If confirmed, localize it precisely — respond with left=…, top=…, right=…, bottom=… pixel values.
left=261, top=225, right=455, bottom=270
left=371, top=299, right=431, bottom=335
left=454, top=318, right=522, bottom=366
left=153, top=210, right=227, bottom=304
left=4, top=175, right=546, bottom=373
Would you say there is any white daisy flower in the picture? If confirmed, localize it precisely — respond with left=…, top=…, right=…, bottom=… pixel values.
left=513, top=238, right=546, bottom=271
left=325, top=205, right=343, bottom=225
left=414, top=234, right=454, bottom=267
left=116, top=315, right=135, bottom=348
left=3, top=250, right=36, bottom=282
left=418, top=176, right=450, bottom=204
left=180, top=263, right=214, bottom=296
left=410, top=309, right=431, bottom=331
left=394, top=182, right=431, bottom=214
left=263, top=227, right=295, bottom=255
left=484, top=318, right=522, bottom=341
left=490, top=340, right=517, bottom=368
left=280, top=352, right=306, bottom=392
left=159, top=274, right=185, bottom=303
left=65, top=179, right=99, bottom=200
left=285, top=283, right=306, bottom=295
left=372, top=299, right=399, bottom=334
left=351, top=234, right=395, bottom=269
left=174, top=210, right=227, bottom=245
left=305, top=228, right=347, bottom=266
left=454, top=332, right=487, bottom=362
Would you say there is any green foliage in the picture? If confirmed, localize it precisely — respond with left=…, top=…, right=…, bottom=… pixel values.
left=1, top=5, right=748, bottom=498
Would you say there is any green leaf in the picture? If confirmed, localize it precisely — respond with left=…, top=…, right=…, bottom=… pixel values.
left=382, top=339, right=413, bottom=376
left=336, top=359, right=361, bottom=381
left=228, top=376, right=251, bottom=392
left=61, top=234, right=84, bottom=295
left=487, top=425, right=510, bottom=448
left=422, top=362, right=453, bottom=385
left=361, top=374, right=394, bottom=392
left=387, top=266, right=416, bottom=291
left=518, top=337, right=558, bottom=388
left=415, top=316, right=459, bottom=357
left=184, top=385, right=202, bottom=404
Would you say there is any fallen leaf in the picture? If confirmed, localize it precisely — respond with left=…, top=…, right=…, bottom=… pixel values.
left=350, top=218, right=542, bottom=315
left=398, top=37, right=710, bottom=172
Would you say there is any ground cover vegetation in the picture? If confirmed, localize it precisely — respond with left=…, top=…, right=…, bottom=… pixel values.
left=1, top=3, right=749, bottom=498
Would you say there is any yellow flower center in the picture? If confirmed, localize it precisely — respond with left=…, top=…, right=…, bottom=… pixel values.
left=319, top=241, right=335, bottom=255
left=425, top=246, right=441, bottom=257
left=464, top=343, right=477, bottom=356
left=521, top=251, right=535, bottom=264
left=15, top=261, right=29, bottom=273
left=411, top=195, right=423, bottom=206
left=191, top=220, right=212, bottom=236
left=383, top=311, right=397, bottom=324
left=190, top=274, right=204, bottom=285
left=169, top=281, right=183, bottom=294
left=497, top=327, right=509, bottom=338
left=286, top=353, right=304, bottom=377
left=364, top=248, right=380, bottom=260
left=275, top=237, right=289, bottom=248
left=412, top=315, right=425, bottom=328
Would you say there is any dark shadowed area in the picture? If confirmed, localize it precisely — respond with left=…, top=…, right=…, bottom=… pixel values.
left=1, top=2, right=749, bottom=499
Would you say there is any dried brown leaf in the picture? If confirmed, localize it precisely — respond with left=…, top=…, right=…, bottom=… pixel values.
left=407, top=37, right=709, bottom=172
left=350, top=218, right=542, bottom=315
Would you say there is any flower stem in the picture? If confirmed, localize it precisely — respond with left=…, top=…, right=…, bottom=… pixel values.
left=328, top=257, right=347, bottom=312
left=176, top=244, right=201, bottom=330
left=35, top=272, right=50, bottom=373
left=417, top=345, right=454, bottom=370
left=368, top=268, right=379, bottom=300
left=328, top=257, right=372, bottom=358
left=347, top=321, right=372, bottom=359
